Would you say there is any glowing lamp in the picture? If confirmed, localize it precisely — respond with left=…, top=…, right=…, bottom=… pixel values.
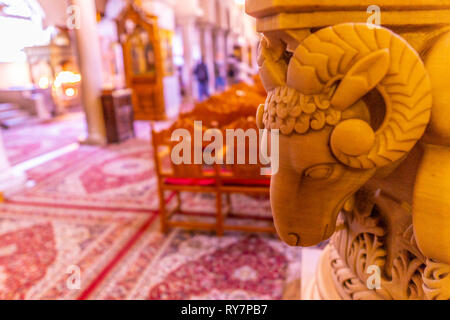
left=65, top=88, right=76, bottom=97
left=38, top=76, right=50, bottom=89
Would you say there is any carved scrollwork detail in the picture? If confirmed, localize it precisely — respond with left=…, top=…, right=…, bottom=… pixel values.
left=423, top=260, right=450, bottom=300
left=384, top=250, right=425, bottom=299
left=328, top=188, right=446, bottom=300
left=330, top=233, right=385, bottom=300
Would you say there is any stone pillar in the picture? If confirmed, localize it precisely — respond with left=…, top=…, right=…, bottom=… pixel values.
left=178, top=16, right=199, bottom=102
left=246, top=0, right=450, bottom=300
left=212, top=28, right=227, bottom=91
left=0, top=130, right=26, bottom=198
left=216, top=29, right=227, bottom=61
left=141, top=0, right=181, bottom=118
left=199, top=23, right=215, bottom=95
left=71, top=0, right=106, bottom=145
left=175, top=0, right=203, bottom=102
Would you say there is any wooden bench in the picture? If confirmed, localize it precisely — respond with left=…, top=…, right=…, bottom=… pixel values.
left=151, top=117, right=275, bottom=235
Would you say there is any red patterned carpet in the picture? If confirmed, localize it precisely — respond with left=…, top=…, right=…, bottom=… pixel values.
left=3, top=114, right=152, bottom=166
left=25, top=145, right=98, bottom=182
left=10, top=138, right=273, bottom=219
left=1, top=115, right=303, bottom=300
left=180, top=192, right=272, bottom=219
left=84, top=229, right=300, bottom=300
left=0, top=203, right=155, bottom=300
left=0, top=202, right=297, bottom=300
left=3, top=114, right=86, bottom=165
left=10, top=139, right=159, bottom=212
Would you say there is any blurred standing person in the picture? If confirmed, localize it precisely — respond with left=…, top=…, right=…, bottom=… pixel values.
left=227, top=56, right=238, bottom=85
left=194, top=58, right=209, bottom=101
left=177, top=65, right=185, bottom=97
left=214, top=61, right=226, bottom=92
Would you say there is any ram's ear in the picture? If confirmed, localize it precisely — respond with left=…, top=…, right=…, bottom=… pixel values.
left=331, top=49, right=390, bottom=111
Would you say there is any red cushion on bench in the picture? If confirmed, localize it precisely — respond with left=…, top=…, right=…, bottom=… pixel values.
left=164, top=177, right=216, bottom=186
left=222, top=178, right=270, bottom=187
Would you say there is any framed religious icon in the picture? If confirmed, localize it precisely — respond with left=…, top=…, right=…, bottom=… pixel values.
left=117, top=3, right=166, bottom=120
left=159, top=29, right=175, bottom=77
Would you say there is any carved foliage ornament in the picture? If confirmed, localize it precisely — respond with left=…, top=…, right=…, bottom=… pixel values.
left=329, top=189, right=450, bottom=300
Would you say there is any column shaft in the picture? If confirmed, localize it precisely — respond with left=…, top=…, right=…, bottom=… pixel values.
left=71, top=0, right=106, bottom=145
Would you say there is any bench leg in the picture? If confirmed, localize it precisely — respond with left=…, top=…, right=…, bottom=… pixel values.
left=158, top=187, right=168, bottom=234
left=176, top=191, right=182, bottom=211
left=225, top=193, right=232, bottom=214
left=216, top=191, right=224, bottom=236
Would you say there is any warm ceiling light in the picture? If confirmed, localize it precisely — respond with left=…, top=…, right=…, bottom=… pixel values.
left=56, top=71, right=81, bottom=84
left=65, top=88, right=76, bottom=97
left=38, top=76, right=49, bottom=89
left=53, top=71, right=81, bottom=88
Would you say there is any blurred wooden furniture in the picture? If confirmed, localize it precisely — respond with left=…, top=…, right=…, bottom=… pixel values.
left=24, top=27, right=79, bottom=113
left=247, top=0, right=450, bottom=300
left=101, top=88, right=135, bottom=143
left=219, top=117, right=273, bottom=233
left=180, top=80, right=266, bottom=128
left=151, top=116, right=275, bottom=236
left=152, top=119, right=223, bottom=234
left=117, top=3, right=166, bottom=120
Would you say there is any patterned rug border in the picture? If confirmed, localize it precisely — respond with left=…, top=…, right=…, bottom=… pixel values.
left=84, top=228, right=302, bottom=300
left=5, top=199, right=159, bottom=214
left=78, top=214, right=158, bottom=300
left=9, top=139, right=157, bottom=211
left=0, top=202, right=158, bottom=299
left=4, top=113, right=87, bottom=165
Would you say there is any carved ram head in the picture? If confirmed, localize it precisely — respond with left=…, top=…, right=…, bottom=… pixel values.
left=256, top=23, right=433, bottom=246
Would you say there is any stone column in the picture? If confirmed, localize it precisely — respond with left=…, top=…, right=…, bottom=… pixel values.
left=213, top=28, right=227, bottom=89
left=178, top=16, right=199, bottom=102
left=175, top=0, right=203, bottom=103
left=71, top=0, right=106, bottom=145
left=199, top=23, right=215, bottom=95
left=0, top=130, right=26, bottom=198
left=246, top=0, right=450, bottom=300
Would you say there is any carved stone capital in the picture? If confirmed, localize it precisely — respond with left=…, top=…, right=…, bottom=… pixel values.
left=246, top=0, right=450, bottom=300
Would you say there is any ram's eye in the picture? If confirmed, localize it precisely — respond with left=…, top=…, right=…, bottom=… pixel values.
left=283, top=50, right=293, bottom=64
left=304, top=164, right=334, bottom=180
